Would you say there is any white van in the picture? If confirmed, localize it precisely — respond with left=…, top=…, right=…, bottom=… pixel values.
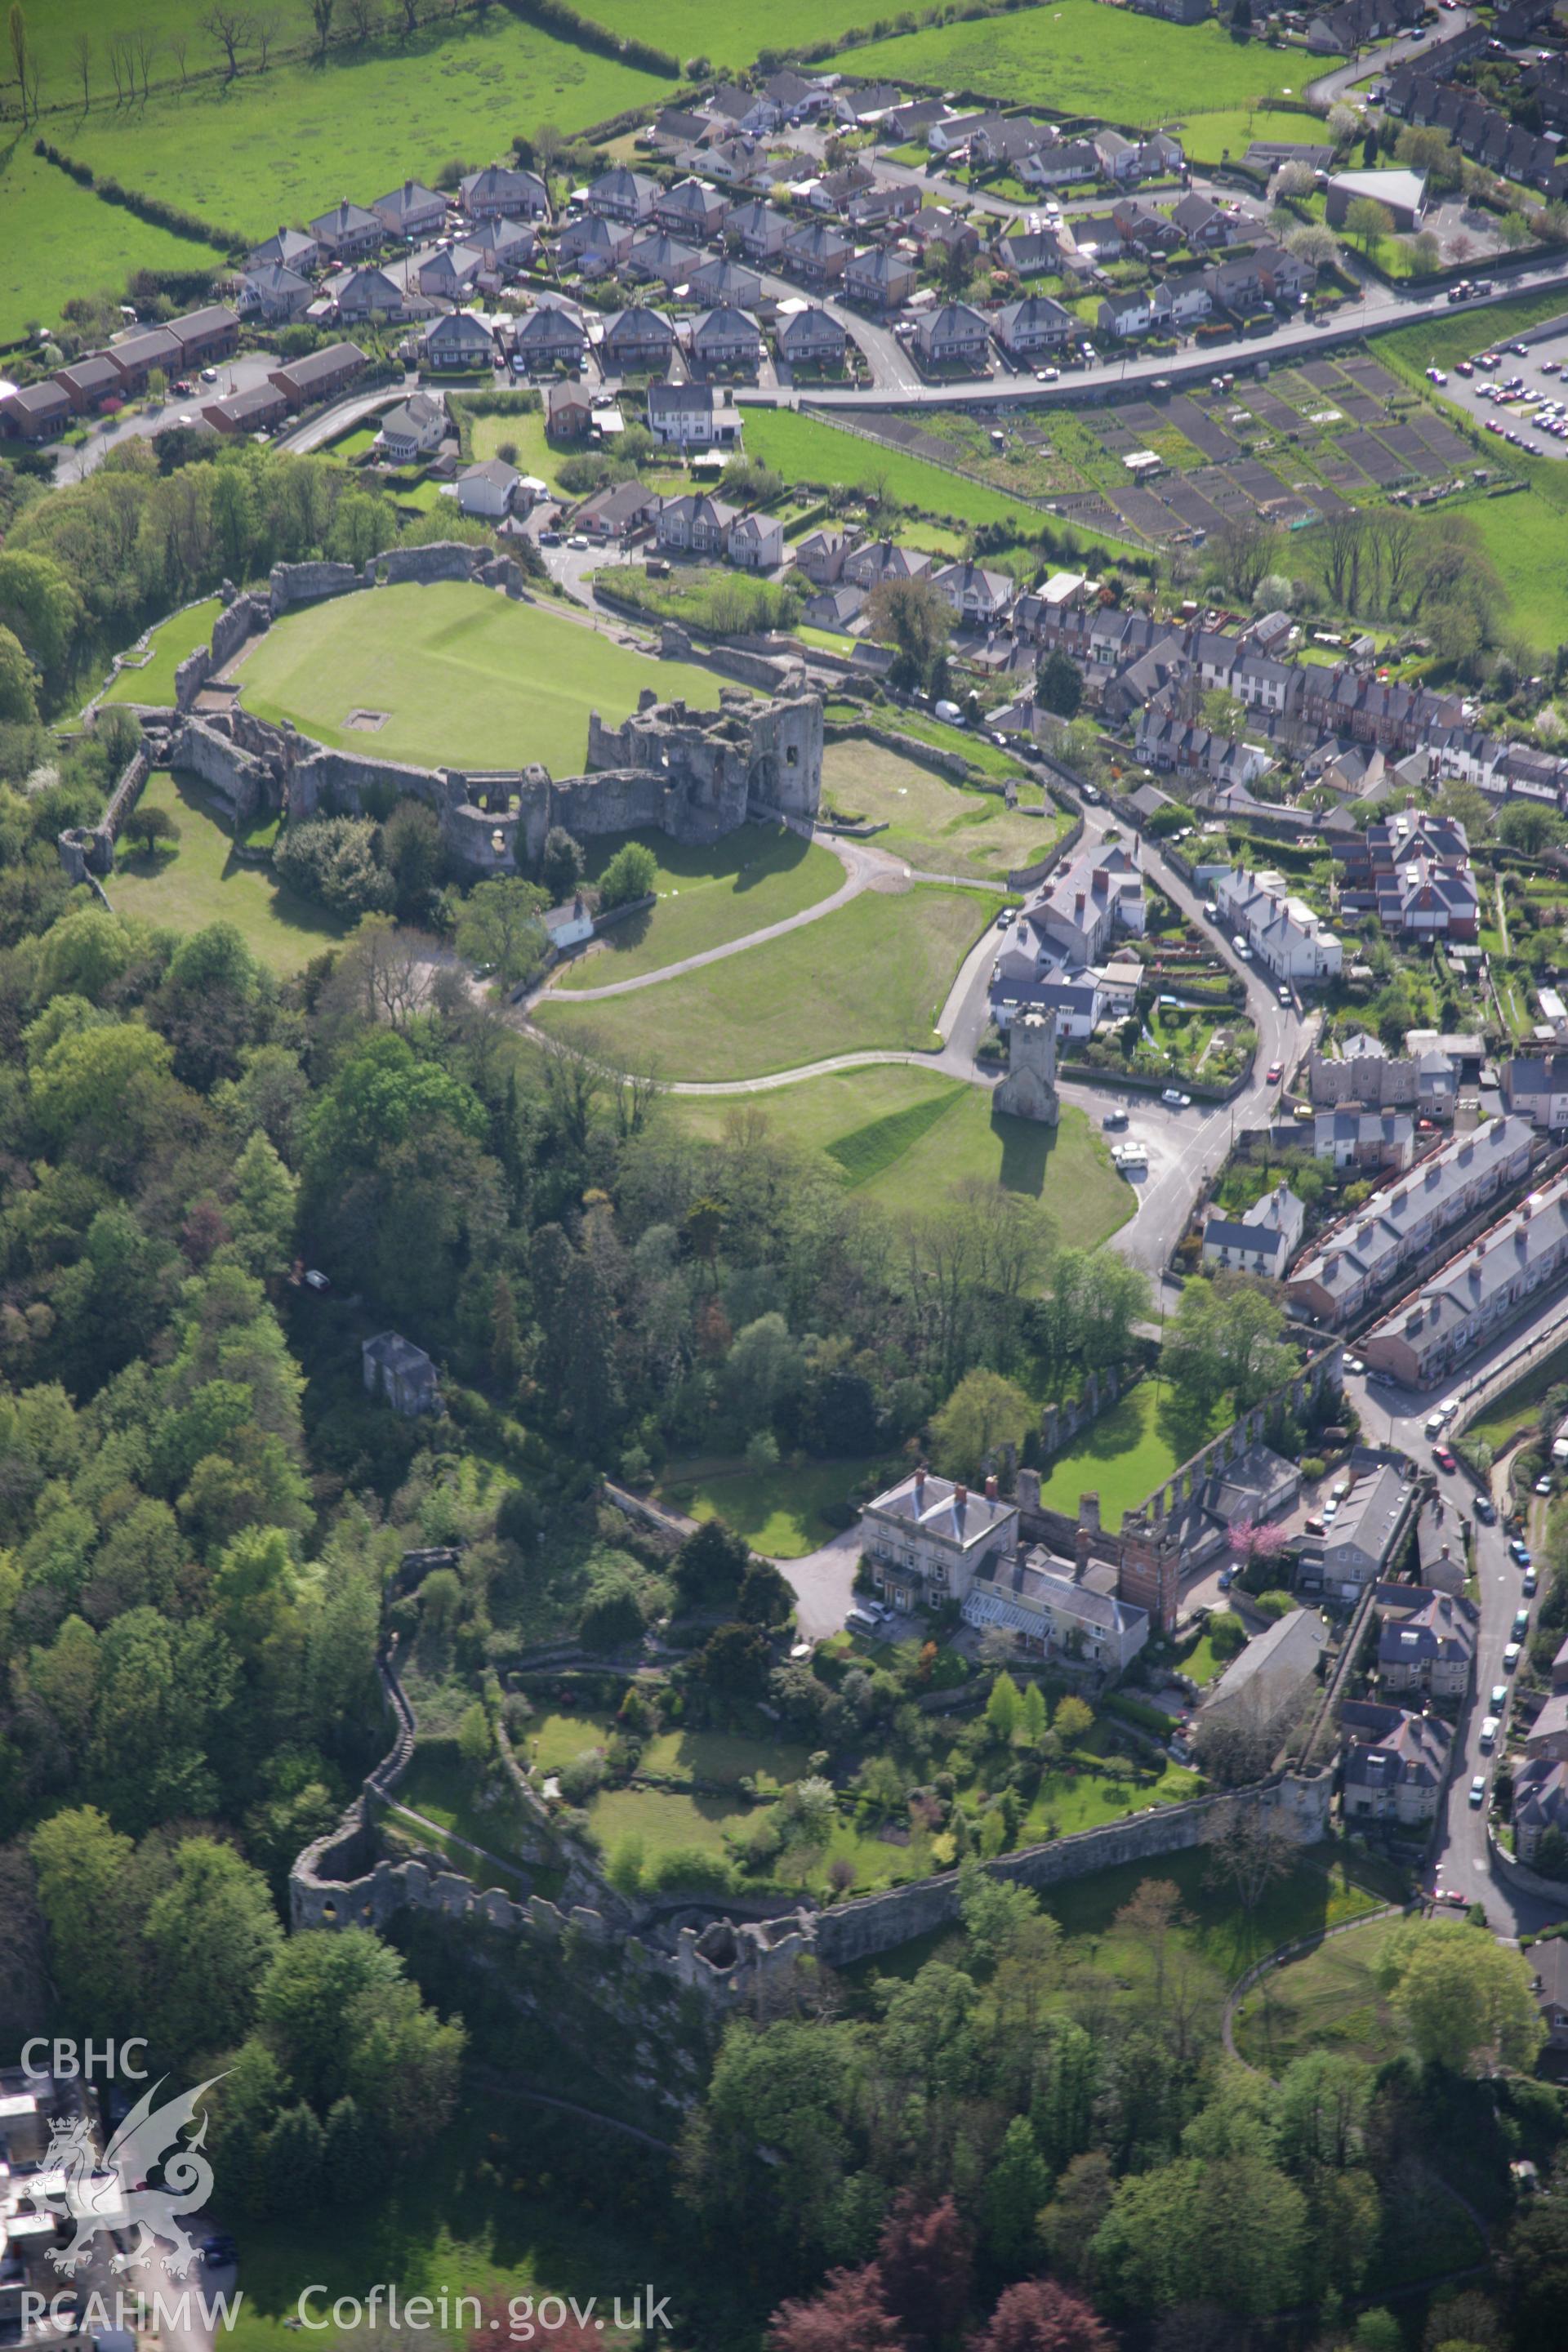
left=1424, top=1412, right=1446, bottom=1440
left=1232, top=935, right=1252, bottom=960
left=846, top=1607, right=879, bottom=1637
left=1480, top=1716, right=1501, bottom=1752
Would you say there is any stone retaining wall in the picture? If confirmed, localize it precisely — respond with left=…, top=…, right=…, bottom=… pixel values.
left=1488, top=1824, right=1568, bottom=1905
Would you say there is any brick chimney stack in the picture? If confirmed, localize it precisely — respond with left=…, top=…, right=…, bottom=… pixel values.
left=1075, top=1522, right=1092, bottom=1577
left=984, top=1472, right=999, bottom=1501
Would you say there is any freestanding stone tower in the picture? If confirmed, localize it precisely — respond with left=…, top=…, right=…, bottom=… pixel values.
left=994, top=1009, right=1059, bottom=1125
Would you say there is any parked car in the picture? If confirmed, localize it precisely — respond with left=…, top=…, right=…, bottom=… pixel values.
left=1504, top=1642, right=1522, bottom=1671
left=1161, top=1088, right=1191, bottom=1107
left=1490, top=1682, right=1508, bottom=1711
left=1512, top=1607, right=1531, bottom=1641
left=1343, top=1353, right=1365, bottom=1374
left=1102, top=1107, right=1129, bottom=1129
left=1480, top=1717, right=1500, bottom=1753
left=1525, top=1567, right=1538, bottom=1596
left=1218, top=1568, right=1233, bottom=1590
left=1433, top=1444, right=1457, bottom=1472
left=1510, top=1538, right=1531, bottom=1565
left=1468, top=1775, right=1486, bottom=1808
left=301, top=1268, right=331, bottom=1294
left=1475, top=1495, right=1496, bottom=1525
left=1535, top=1474, right=1553, bottom=1495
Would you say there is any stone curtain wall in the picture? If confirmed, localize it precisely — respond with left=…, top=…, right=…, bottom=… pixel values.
left=813, top=1770, right=1333, bottom=1967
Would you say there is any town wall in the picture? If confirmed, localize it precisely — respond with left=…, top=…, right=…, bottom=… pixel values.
left=813, top=1769, right=1332, bottom=1966
left=174, top=646, right=212, bottom=711
left=174, top=715, right=270, bottom=829
left=212, top=590, right=270, bottom=667
left=378, top=540, right=485, bottom=589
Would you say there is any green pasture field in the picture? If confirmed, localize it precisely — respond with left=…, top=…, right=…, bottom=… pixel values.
left=822, top=738, right=1066, bottom=880
left=0, top=142, right=230, bottom=342
left=107, top=768, right=347, bottom=973
left=1380, top=287, right=1568, bottom=381
left=551, top=824, right=843, bottom=989
left=1036, top=1375, right=1220, bottom=1532
left=670, top=1066, right=1134, bottom=1252
left=739, top=408, right=1038, bottom=532
left=1231, top=1912, right=1404, bottom=2072
left=655, top=1453, right=897, bottom=1557
left=57, top=16, right=666, bottom=247
left=101, top=598, right=222, bottom=705
left=584, top=0, right=891, bottom=71
left=835, top=5, right=1334, bottom=126
left=532, top=883, right=987, bottom=1079
left=238, top=580, right=728, bottom=776
left=1463, top=486, right=1568, bottom=657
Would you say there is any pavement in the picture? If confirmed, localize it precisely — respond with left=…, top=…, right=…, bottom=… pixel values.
left=1303, top=8, right=1481, bottom=108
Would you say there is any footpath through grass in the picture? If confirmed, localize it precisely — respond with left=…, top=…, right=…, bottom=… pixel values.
left=671, top=1067, right=1134, bottom=1251
left=551, top=824, right=841, bottom=988
left=102, top=599, right=222, bottom=706
left=107, top=769, right=347, bottom=974
left=239, top=581, right=728, bottom=777
left=534, top=883, right=986, bottom=1080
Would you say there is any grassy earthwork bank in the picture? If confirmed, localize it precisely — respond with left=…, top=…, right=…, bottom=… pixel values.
left=107, top=768, right=347, bottom=973
left=101, top=598, right=223, bottom=706
left=836, top=4, right=1334, bottom=124
left=670, top=1066, right=1135, bottom=1252
left=551, top=824, right=843, bottom=988
left=1468, top=1332, right=1568, bottom=1452
left=1231, top=1911, right=1405, bottom=2072
left=532, top=882, right=987, bottom=1079
left=237, top=581, right=729, bottom=777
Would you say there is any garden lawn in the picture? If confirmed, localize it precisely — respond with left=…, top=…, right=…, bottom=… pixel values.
left=588, top=1783, right=743, bottom=1860
left=838, top=6, right=1334, bottom=124
left=1013, top=1754, right=1201, bottom=1842
left=1036, top=1377, right=1218, bottom=1531
left=741, top=409, right=1038, bottom=532
left=671, top=1067, right=1134, bottom=1252
left=532, top=883, right=986, bottom=1079
left=1173, top=106, right=1328, bottom=166
left=108, top=769, right=348, bottom=973
left=1231, top=1912, right=1405, bottom=2073
left=0, top=144, right=231, bottom=344
left=238, top=581, right=728, bottom=776
left=102, top=599, right=222, bottom=706
left=656, top=1453, right=896, bottom=1557
left=821, top=742, right=1062, bottom=879
left=551, top=824, right=843, bottom=988
left=59, top=17, right=668, bottom=247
